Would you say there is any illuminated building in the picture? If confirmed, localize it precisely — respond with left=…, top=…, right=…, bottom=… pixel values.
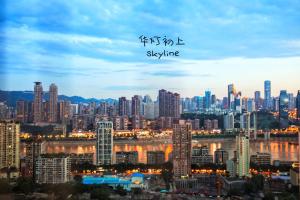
left=192, top=146, right=213, bottom=165
left=25, top=141, right=46, bottom=177
left=33, top=82, right=43, bottom=123
left=49, top=83, right=58, bottom=123
left=0, top=121, right=20, bottom=178
left=35, top=154, right=71, bottom=184
left=250, top=152, right=271, bottom=165
left=96, top=121, right=113, bottom=165
left=236, top=133, right=250, bottom=177
left=116, top=151, right=138, bottom=164
left=173, top=120, right=192, bottom=178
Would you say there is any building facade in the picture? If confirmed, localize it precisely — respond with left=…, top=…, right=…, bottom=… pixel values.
left=96, top=121, right=113, bottom=165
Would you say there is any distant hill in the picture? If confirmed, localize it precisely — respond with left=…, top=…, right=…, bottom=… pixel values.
left=0, top=90, right=116, bottom=107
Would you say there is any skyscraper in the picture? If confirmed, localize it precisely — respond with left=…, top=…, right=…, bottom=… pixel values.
left=118, top=97, right=127, bottom=116
left=33, top=82, right=43, bottom=123
left=264, top=80, right=271, bottom=110
left=49, top=83, right=58, bottom=123
left=132, top=95, right=141, bottom=116
left=236, top=133, right=250, bottom=177
left=25, top=141, right=45, bottom=177
left=296, top=90, right=300, bottom=119
left=0, top=121, right=20, bottom=175
left=279, top=90, right=289, bottom=128
left=96, top=121, right=113, bottom=165
left=159, top=89, right=180, bottom=118
left=16, top=100, right=28, bottom=122
left=172, top=120, right=192, bottom=178
left=205, top=90, right=211, bottom=109
left=228, top=84, right=236, bottom=110
left=254, top=91, right=262, bottom=110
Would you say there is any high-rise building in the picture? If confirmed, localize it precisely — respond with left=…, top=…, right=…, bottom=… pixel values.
left=25, top=141, right=46, bottom=177
left=214, top=148, right=229, bottom=165
left=223, top=112, right=234, bottom=131
left=236, top=134, right=250, bottom=177
left=132, top=95, right=141, bottom=116
left=254, top=91, right=262, bottom=110
left=96, top=121, right=113, bottom=165
left=16, top=100, right=28, bottom=122
left=288, top=93, right=295, bottom=110
left=228, top=84, right=236, bottom=110
left=296, top=90, right=300, bottom=119
left=250, top=152, right=271, bottom=165
left=35, top=154, right=71, bottom=184
left=118, top=97, right=128, bottom=116
left=0, top=121, right=20, bottom=175
left=33, top=82, right=43, bottom=123
left=147, top=151, right=165, bottom=165
left=58, top=100, right=71, bottom=123
left=205, top=90, right=211, bottom=109
left=264, top=80, right=271, bottom=110
left=49, top=83, right=58, bottom=123
left=159, top=89, right=180, bottom=118
left=279, top=90, right=289, bottom=128
left=172, top=120, right=192, bottom=178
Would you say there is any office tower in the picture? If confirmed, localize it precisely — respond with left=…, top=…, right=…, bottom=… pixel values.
left=118, top=97, right=127, bottom=116
left=16, top=100, right=28, bottom=122
left=279, top=90, right=289, bottom=128
left=132, top=95, right=141, bottom=116
left=222, top=97, right=228, bottom=110
left=116, top=151, right=138, bottom=164
left=49, top=83, right=58, bottom=123
left=173, top=120, right=192, bottom=178
left=147, top=151, right=165, bottom=165
left=96, top=121, right=113, bottom=165
left=264, top=80, right=271, bottom=110
left=223, top=112, right=234, bottom=131
left=33, top=82, right=43, bottom=123
left=296, top=91, right=300, bottom=119
left=158, top=89, right=180, bottom=118
left=254, top=91, right=262, bottom=110
left=211, top=94, right=216, bottom=106
left=288, top=93, right=295, bottom=110
left=0, top=121, right=20, bottom=176
left=236, top=134, right=250, bottom=177
left=228, top=84, right=236, bottom=110
left=205, top=90, right=211, bottom=109
left=235, top=92, right=242, bottom=113
left=25, top=141, right=45, bottom=177
left=214, top=148, right=229, bottom=165
left=35, top=154, right=71, bottom=184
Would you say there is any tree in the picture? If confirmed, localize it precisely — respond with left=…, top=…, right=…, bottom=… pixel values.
left=115, top=185, right=127, bottom=196
left=0, top=179, right=12, bottom=194
left=90, top=187, right=111, bottom=200
left=13, top=177, right=35, bottom=194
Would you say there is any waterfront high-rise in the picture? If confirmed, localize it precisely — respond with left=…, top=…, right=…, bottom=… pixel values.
left=279, top=90, right=289, bottom=128
left=33, top=82, right=43, bottom=123
left=172, top=120, right=192, bottom=178
left=35, top=154, right=71, bottom=184
left=296, top=90, right=300, bottom=119
left=264, top=80, right=271, bottom=110
left=236, top=133, right=250, bottom=177
left=96, top=121, right=113, bottom=165
left=159, top=89, right=180, bottom=118
left=49, top=83, right=58, bottom=123
left=25, top=141, right=46, bottom=177
left=0, top=121, right=20, bottom=175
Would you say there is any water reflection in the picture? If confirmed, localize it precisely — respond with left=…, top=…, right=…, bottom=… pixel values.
left=20, top=138, right=299, bottom=164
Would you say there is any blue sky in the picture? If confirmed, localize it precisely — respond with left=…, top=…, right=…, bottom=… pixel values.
left=1, top=0, right=300, bottom=99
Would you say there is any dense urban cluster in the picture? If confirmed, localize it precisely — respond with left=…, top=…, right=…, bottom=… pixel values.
left=0, top=81, right=299, bottom=199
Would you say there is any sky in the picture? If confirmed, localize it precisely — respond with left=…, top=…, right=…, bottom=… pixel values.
left=1, top=0, right=300, bottom=99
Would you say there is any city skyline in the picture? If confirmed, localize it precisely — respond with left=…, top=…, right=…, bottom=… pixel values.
left=1, top=1, right=300, bottom=98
